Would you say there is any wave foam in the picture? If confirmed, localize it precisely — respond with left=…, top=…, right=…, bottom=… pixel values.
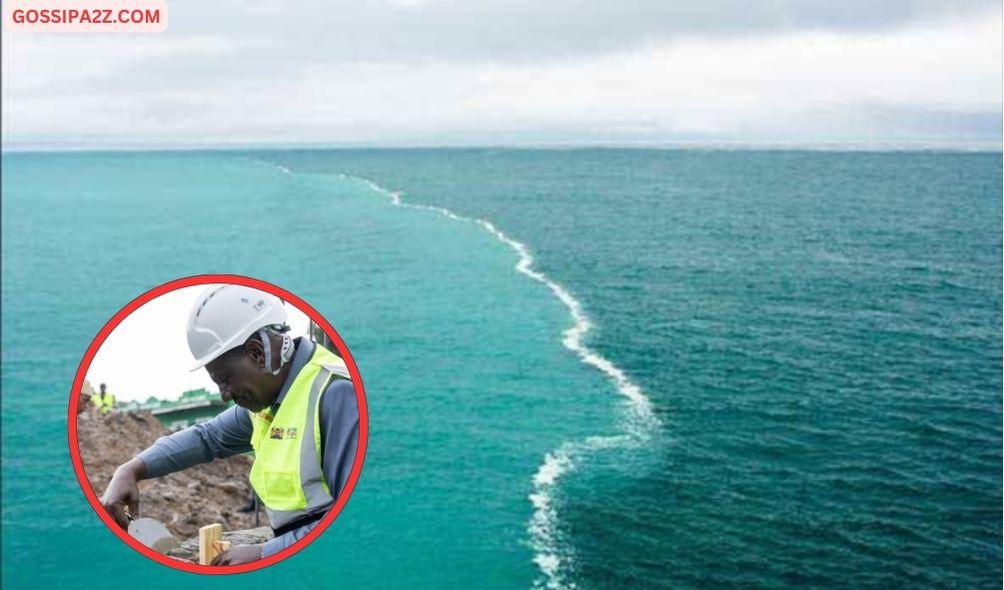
left=343, top=173, right=659, bottom=589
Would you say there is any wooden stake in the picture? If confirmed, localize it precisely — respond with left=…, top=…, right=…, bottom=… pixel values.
left=199, top=523, right=223, bottom=565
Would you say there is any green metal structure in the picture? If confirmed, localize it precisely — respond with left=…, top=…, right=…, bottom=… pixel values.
left=120, top=388, right=234, bottom=431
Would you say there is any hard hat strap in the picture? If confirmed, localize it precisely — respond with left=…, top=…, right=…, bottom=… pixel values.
left=279, top=332, right=295, bottom=365
left=258, top=328, right=295, bottom=375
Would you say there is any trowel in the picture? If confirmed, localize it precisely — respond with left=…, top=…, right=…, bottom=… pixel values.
left=128, top=517, right=181, bottom=554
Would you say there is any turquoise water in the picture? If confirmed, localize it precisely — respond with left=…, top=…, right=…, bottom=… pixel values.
left=2, top=149, right=1001, bottom=588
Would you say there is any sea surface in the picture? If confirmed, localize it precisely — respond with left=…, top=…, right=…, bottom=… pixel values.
left=2, top=148, right=1001, bottom=589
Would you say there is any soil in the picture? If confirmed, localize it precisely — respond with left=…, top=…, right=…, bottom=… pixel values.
left=77, top=410, right=265, bottom=539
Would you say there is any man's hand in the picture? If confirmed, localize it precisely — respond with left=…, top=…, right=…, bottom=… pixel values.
left=99, top=457, right=146, bottom=530
left=211, top=544, right=264, bottom=565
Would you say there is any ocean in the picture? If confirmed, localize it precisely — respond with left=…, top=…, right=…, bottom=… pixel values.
left=2, top=148, right=1001, bottom=589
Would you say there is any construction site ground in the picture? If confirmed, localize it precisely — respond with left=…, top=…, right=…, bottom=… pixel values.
left=77, top=410, right=265, bottom=540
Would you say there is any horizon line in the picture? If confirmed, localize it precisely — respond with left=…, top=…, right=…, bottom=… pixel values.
left=2, top=138, right=1002, bottom=155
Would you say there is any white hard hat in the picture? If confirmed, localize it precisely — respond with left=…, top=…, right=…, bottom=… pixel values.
left=186, top=284, right=289, bottom=371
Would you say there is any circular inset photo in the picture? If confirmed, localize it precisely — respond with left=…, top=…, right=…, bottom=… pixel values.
left=68, top=275, right=368, bottom=574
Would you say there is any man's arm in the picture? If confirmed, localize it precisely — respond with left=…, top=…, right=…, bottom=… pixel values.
left=318, top=379, right=360, bottom=497
left=100, top=405, right=253, bottom=529
left=138, top=405, right=253, bottom=477
left=261, top=379, right=359, bottom=557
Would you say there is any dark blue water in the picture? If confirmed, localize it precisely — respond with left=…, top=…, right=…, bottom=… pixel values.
left=266, top=148, right=1004, bottom=588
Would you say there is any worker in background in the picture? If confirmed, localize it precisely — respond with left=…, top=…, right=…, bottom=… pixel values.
left=78, top=380, right=95, bottom=415
left=92, top=383, right=116, bottom=415
left=99, top=285, right=359, bottom=565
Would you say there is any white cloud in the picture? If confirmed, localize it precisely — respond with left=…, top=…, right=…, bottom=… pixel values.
left=3, top=4, right=1000, bottom=145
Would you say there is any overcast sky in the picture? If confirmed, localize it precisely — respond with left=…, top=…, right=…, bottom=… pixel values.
left=87, top=285, right=310, bottom=402
left=3, top=0, right=1001, bottom=147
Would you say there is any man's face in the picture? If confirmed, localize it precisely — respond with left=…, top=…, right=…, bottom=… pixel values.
left=206, top=348, right=276, bottom=413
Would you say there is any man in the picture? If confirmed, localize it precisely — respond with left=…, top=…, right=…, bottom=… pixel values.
left=92, top=383, right=115, bottom=415
left=100, top=285, right=359, bottom=565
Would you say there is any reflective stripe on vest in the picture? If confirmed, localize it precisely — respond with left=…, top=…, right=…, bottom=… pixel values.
left=248, top=344, right=350, bottom=530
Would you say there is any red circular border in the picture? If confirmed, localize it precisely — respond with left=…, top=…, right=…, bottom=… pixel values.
left=67, top=274, right=369, bottom=574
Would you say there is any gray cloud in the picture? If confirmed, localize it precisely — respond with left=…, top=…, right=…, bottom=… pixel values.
left=14, top=0, right=999, bottom=101
left=3, top=0, right=1000, bottom=146
left=170, top=0, right=997, bottom=63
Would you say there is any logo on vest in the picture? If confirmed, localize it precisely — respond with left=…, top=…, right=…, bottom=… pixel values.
left=268, top=426, right=299, bottom=440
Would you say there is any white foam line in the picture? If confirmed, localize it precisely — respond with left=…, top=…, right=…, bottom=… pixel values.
left=340, top=173, right=659, bottom=589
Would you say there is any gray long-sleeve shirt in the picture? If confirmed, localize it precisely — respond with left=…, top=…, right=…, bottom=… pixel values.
left=137, top=338, right=359, bottom=557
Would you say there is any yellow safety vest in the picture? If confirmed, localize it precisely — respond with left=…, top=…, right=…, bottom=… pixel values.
left=248, top=343, right=350, bottom=530
left=93, top=393, right=115, bottom=414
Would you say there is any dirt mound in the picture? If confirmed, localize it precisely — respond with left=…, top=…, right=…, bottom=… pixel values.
left=77, top=411, right=263, bottom=539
